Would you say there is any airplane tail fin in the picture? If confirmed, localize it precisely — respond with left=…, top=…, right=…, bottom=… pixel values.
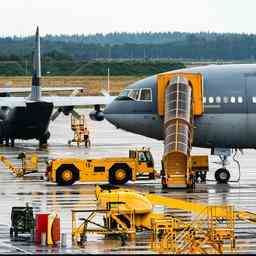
left=30, top=26, right=41, bottom=101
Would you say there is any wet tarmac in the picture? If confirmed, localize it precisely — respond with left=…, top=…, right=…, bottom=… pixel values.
left=0, top=109, right=256, bottom=254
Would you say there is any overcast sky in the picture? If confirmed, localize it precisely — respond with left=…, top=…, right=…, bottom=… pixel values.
left=1, top=0, right=255, bottom=36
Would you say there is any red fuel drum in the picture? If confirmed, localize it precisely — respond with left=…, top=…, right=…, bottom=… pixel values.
left=35, top=213, right=48, bottom=244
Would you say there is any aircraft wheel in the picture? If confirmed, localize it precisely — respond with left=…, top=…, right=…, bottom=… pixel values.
left=56, top=164, right=79, bottom=186
left=215, top=168, right=230, bottom=184
left=39, top=132, right=50, bottom=146
left=109, top=164, right=131, bottom=185
left=44, top=131, right=50, bottom=140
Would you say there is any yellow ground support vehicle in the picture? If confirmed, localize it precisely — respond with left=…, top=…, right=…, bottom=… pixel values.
left=0, top=153, right=38, bottom=177
left=46, top=148, right=155, bottom=186
left=72, top=185, right=256, bottom=253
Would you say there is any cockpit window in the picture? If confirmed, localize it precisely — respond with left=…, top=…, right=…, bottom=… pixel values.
left=116, top=88, right=152, bottom=101
left=128, top=89, right=140, bottom=100
left=118, top=89, right=131, bottom=97
left=139, top=88, right=152, bottom=101
left=116, top=89, right=133, bottom=100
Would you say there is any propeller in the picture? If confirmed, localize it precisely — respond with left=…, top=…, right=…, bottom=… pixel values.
left=71, top=109, right=81, bottom=119
left=51, top=88, right=84, bottom=121
left=50, top=107, right=62, bottom=121
left=100, top=89, right=110, bottom=97
left=70, top=88, right=85, bottom=96
left=51, top=107, right=81, bottom=121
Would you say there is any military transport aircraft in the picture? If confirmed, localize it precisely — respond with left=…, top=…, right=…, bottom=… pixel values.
left=0, top=27, right=114, bottom=147
left=104, top=63, right=256, bottom=183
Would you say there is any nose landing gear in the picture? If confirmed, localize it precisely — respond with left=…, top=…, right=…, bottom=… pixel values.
left=212, top=148, right=231, bottom=184
left=215, top=167, right=231, bottom=184
left=211, top=148, right=241, bottom=184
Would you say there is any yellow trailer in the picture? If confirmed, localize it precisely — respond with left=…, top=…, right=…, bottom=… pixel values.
left=46, top=148, right=155, bottom=186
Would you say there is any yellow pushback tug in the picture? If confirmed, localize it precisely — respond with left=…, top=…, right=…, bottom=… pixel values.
left=46, top=148, right=156, bottom=185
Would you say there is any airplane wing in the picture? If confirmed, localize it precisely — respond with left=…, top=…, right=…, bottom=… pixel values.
left=0, top=96, right=116, bottom=108
left=40, top=96, right=116, bottom=107
left=0, top=87, right=84, bottom=94
left=0, top=97, right=26, bottom=107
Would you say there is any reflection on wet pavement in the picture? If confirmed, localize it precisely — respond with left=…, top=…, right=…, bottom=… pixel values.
left=0, top=109, right=256, bottom=253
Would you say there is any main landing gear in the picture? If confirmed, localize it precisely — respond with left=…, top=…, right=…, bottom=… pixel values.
left=211, top=148, right=242, bottom=184
left=39, top=132, right=50, bottom=149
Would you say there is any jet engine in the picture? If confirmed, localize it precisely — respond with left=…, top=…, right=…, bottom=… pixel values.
left=89, top=105, right=104, bottom=121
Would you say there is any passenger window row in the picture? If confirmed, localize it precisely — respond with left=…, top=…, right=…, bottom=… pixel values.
left=203, top=96, right=243, bottom=104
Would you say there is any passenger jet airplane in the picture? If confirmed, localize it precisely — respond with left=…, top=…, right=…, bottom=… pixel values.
left=0, top=27, right=114, bottom=147
left=104, top=64, right=256, bottom=183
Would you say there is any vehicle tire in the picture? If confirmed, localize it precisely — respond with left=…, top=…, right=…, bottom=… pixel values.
left=109, top=164, right=131, bottom=185
left=56, top=164, right=79, bottom=186
left=215, top=168, right=230, bottom=184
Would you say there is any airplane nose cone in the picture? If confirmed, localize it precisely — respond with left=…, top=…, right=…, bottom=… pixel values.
left=104, top=101, right=121, bottom=128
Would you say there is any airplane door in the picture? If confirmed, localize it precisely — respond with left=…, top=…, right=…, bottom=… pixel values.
left=246, top=75, right=256, bottom=112
left=246, top=75, right=256, bottom=147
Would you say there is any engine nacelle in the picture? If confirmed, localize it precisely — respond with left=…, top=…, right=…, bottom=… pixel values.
left=89, top=110, right=104, bottom=121
left=62, top=106, right=74, bottom=116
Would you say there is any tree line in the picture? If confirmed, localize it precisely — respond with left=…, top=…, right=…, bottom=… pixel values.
left=1, top=32, right=256, bottom=61
left=0, top=60, right=185, bottom=76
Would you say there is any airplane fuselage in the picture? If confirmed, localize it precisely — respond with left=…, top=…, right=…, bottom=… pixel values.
left=0, top=102, right=53, bottom=143
left=104, top=64, right=256, bottom=149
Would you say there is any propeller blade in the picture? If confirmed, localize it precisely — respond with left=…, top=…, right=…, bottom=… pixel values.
left=70, top=88, right=80, bottom=96
left=51, top=108, right=62, bottom=121
left=70, top=88, right=86, bottom=96
left=100, top=89, right=110, bottom=97
left=71, top=109, right=81, bottom=119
